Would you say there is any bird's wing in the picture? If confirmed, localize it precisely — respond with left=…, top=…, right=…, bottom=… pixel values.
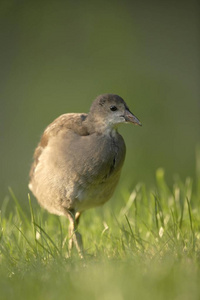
left=29, top=113, right=88, bottom=182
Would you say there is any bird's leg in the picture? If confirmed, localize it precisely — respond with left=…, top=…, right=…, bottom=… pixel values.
left=75, top=211, right=81, bottom=225
left=67, top=210, right=83, bottom=258
left=68, top=220, right=73, bottom=257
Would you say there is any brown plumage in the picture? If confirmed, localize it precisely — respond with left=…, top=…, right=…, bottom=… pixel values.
left=29, top=94, right=141, bottom=257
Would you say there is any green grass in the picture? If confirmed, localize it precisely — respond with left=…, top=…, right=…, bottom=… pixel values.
left=1, top=161, right=200, bottom=299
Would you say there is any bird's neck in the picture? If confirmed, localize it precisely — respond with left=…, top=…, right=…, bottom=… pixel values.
left=85, top=116, right=118, bottom=137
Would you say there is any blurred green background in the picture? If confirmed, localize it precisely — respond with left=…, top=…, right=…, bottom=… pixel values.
left=1, top=0, right=199, bottom=206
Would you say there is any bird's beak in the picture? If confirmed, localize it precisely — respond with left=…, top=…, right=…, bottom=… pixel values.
left=124, top=109, right=142, bottom=126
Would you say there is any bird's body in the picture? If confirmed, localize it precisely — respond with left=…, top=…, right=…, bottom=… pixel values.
left=29, top=112, right=126, bottom=214
left=29, top=94, right=141, bottom=257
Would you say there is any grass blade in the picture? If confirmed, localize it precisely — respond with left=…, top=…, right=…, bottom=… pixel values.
left=33, top=222, right=62, bottom=256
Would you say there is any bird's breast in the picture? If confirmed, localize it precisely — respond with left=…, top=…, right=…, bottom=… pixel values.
left=65, top=132, right=126, bottom=211
left=72, top=132, right=126, bottom=181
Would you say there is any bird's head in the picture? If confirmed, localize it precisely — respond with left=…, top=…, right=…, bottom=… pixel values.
left=88, top=94, right=142, bottom=133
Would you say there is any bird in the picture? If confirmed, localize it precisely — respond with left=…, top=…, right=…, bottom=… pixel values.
left=29, top=94, right=141, bottom=258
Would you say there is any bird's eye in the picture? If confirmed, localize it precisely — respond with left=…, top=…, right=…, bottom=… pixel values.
left=110, top=106, right=118, bottom=111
